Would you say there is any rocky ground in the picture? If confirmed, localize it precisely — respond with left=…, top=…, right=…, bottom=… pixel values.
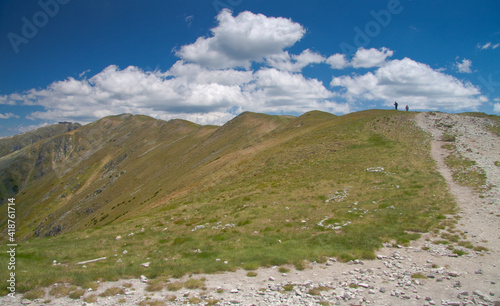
left=3, top=112, right=500, bottom=305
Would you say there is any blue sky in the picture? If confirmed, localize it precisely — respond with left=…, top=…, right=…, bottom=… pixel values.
left=1, top=0, right=499, bottom=136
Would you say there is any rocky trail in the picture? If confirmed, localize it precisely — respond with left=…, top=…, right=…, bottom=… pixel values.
left=3, top=112, right=500, bottom=306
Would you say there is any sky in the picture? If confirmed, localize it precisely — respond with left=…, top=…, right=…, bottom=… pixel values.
left=0, top=0, right=499, bottom=137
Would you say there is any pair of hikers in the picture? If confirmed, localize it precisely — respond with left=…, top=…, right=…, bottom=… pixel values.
left=394, top=102, right=409, bottom=111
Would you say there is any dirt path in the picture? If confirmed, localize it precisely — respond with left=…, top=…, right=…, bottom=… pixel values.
left=4, top=112, right=500, bottom=305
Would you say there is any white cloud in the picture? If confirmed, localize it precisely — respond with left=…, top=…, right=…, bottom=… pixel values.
left=326, top=54, right=348, bottom=69
left=479, top=42, right=492, bottom=49
left=456, top=58, right=472, bottom=73
left=79, top=69, right=91, bottom=78
left=494, top=99, right=500, bottom=113
left=2, top=61, right=349, bottom=127
left=351, top=47, right=394, bottom=68
left=331, top=57, right=486, bottom=111
left=478, top=42, right=500, bottom=50
left=167, top=61, right=253, bottom=86
left=176, top=9, right=305, bottom=69
left=326, top=47, right=393, bottom=69
left=245, top=68, right=346, bottom=113
left=266, top=49, right=325, bottom=72
left=0, top=113, right=19, bottom=119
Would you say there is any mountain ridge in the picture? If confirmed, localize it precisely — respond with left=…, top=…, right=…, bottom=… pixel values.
left=4, top=109, right=489, bottom=294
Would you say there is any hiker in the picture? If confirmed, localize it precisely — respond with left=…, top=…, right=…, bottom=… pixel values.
left=405, top=105, right=409, bottom=111
left=394, top=101, right=398, bottom=110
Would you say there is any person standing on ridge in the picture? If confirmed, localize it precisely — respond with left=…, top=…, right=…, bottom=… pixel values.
left=394, top=101, right=398, bottom=110
left=405, top=105, right=409, bottom=111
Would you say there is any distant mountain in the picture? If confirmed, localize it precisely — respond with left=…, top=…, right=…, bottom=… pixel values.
left=0, top=112, right=300, bottom=238
left=0, top=122, right=81, bottom=158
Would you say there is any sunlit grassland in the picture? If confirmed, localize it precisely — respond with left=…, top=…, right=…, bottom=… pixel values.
left=0, top=110, right=456, bottom=295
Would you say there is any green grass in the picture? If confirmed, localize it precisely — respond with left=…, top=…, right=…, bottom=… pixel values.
left=99, top=287, right=125, bottom=297
left=0, top=110, right=458, bottom=295
left=23, top=288, right=46, bottom=300
left=445, top=151, right=487, bottom=191
left=183, top=278, right=205, bottom=289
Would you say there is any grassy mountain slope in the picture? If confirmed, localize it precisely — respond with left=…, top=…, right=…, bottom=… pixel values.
left=0, top=109, right=457, bottom=294
left=0, top=123, right=81, bottom=158
left=0, top=123, right=81, bottom=204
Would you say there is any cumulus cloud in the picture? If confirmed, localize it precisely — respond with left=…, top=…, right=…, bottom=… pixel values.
left=19, top=65, right=250, bottom=124
left=331, top=57, right=487, bottom=111
left=495, top=103, right=500, bottom=113
left=456, top=58, right=472, bottom=73
left=327, top=47, right=393, bottom=69
left=2, top=60, right=348, bottom=127
left=351, top=47, right=394, bottom=68
left=266, top=49, right=325, bottom=72
left=245, top=68, right=341, bottom=113
left=326, top=54, right=348, bottom=69
left=176, top=9, right=305, bottom=69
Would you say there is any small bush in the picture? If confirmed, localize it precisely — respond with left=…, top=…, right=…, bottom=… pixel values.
left=411, top=273, right=427, bottom=279
left=188, top=297, right=202, bottom=304
left=69, top=289, right=85, bottom=299
left=278, top=267, right=290, bottom=273
left=184, top=278, right=205, bottom=289
left=473, top=246, right=489, bottom=252
left=442, top=133, right=456, bottom=142
left=166, top=282, right=184, bottom=291
left=206, top=299, right=220, bottom=306
left=49, top=285, right=71, bottom=298
left=246, top=271, right=258, bottom=277
left=282, top=284, right=294, bottom=291
left=294, top=260, right=309, bottom=271
left=99, top=287, right=125, bottom=297
left=146, top=282, right=164, bottom=292
left=24, top=288, right=45, bottom=300
left=83, top=294, right=98, bottom=303
left=308, top=286, right=329, bottom=295
left=453, top=249, right=468, bottom=256
left=83, top=281, right=100, bottom=291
